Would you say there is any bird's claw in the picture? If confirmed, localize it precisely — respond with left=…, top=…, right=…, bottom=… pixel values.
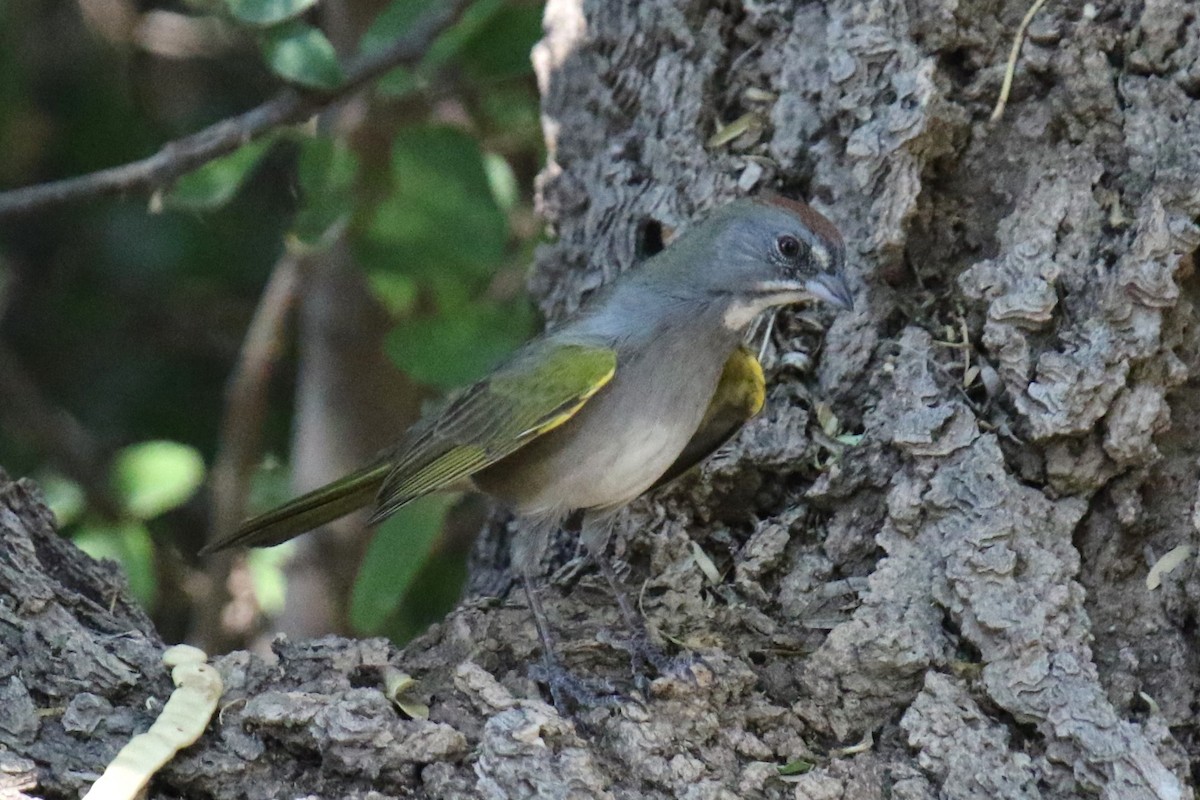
left=529, top=660, right=624, bottom=714
left=595, top=627, right=705, bottom=693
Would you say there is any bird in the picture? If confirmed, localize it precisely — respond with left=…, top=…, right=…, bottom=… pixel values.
left=202, top=194, right=853, bottom=705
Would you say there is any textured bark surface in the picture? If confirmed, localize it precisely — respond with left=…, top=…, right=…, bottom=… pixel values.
left=4, top=0, right=1200, bottom=798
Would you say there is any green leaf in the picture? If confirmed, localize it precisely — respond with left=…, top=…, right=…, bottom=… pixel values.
left=292, top=135, right=359, bottom=245
left=247, top=544, right=292, bottom=614
left=226, top=0, right=320, bottom=27
left=375, top=67, right=422, bottom=99
left=261, top=21, right=343, bottom=90
left=482, top=152, right=518, bottom=211
left=778, top=759, right=814, bottom=777
left=363, top=0, right=540, bottom=96
left=456, top=3, right=543, bottom=80
left=39, top=472, right=86, bottom=527
left=367, top=271, right=419, bottom=316
left=477, top=84, right=541, bottom=140
left=363, top=125, right=508, bottom=280
left=112, top=440, right=206, bottom=520
left=349, top=494, right=456, bottom=634
left=165, top=137, right=275, bottom=211
left=297, top=134, right=357, bottom=192
left=379, top=548, right=467, bottom=643
left=73, top=520, right=158, bottom=608
left=359, top=0, right=440, bottom=55
left=247, top=456, right=291, bottom=514
left=359, top=0, right=439, bottom=98
left=422, top=0, right=506, bottom=71
left=385, top=299, right=533, bottom=389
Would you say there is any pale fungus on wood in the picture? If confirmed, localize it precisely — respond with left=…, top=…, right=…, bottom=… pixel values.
left=82, top=645, right=223, bottom=800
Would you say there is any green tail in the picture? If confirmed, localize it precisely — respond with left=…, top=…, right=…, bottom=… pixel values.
left=200, top=463, right=390, bottom=554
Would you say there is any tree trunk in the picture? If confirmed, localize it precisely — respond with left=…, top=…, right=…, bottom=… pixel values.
left=3, top=0, right=1199, bottom=798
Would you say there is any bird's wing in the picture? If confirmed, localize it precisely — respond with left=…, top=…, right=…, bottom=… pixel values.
left=200, top=462, right=390, bottom=553
left=371, top=341, right=617, bottom=522
left=650, top=345, right=765, bottom=491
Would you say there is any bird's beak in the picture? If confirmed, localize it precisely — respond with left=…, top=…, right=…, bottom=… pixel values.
left=805, top=272, right=855, bottom=310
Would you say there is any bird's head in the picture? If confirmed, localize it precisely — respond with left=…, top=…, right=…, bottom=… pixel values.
left=667, top=195, right=854, bottom=329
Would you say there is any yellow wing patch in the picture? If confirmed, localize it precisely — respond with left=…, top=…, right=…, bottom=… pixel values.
left=522, top=361, right=616, bottom=438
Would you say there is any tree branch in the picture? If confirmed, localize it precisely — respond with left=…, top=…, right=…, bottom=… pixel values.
left=0, top=0, right=470, bottom=219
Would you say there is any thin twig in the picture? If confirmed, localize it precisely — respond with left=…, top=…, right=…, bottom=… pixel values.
left=193, top=253, right=301, bottom=651
left=990, top=0, right=1050, bottom=122
left=208, top=253, right=301, bottom=549
left=0, top=0, right=470, bottom=219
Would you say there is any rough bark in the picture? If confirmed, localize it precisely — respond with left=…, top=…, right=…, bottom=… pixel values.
left=4, top=0, right=1200, bottom=798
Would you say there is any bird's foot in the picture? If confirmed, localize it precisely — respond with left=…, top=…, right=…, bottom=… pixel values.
left=589, top=557, right=709, bottom=690
left=596, top=627, right=705, bottom=693
left=529, top=658, right=623, bottom=714
left=522, top=573, right=623, bottom=713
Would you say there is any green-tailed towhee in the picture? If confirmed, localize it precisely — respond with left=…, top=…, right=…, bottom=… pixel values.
left=202, top=194, right=853, bottom=706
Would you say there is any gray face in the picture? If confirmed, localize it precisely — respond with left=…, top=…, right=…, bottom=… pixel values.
left=716, top=198, right=854, bottom=311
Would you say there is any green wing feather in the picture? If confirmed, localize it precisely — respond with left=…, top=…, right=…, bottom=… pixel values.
left=651, top=345, right=765, bottom=491
left=200, top=462, right=390, bottom=553
left=202, top=341, right=616, bottom=554
left=370, top=341, right=616, bottom=522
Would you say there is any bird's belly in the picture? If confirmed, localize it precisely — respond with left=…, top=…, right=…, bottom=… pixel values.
left=553, top=422, right=685, bottom=508
left=474, top=414, right=696, bottom=514
left=472, top=357, right=719, bottom=514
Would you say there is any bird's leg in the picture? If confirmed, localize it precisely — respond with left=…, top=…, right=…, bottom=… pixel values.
left=581, top=512, right=697, bottom=689
left=514, top=519, right=619, bottom=710
left=592, top=557, right=709, bottom=693
left=520, top=572, right=565, bottom=710
left=521, top=569, right=620, bottom=713
left=592, top=555, right=674, bottom=679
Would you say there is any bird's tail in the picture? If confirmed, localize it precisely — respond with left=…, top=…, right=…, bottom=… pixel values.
left=199, top=463, right=390, bottom=554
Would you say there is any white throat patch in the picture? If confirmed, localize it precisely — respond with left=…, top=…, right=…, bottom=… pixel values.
left=723, top=281, right=813, bottom=330
left=723, top=299, right=769, bottom=330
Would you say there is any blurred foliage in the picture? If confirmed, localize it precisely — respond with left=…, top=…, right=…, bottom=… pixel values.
left=74, top=520, right=160, bottom=608
left=246, top=543, right=293, bottom=616
left=350, top=493, right=459, bottom=635
left=0, top=0, right=547, bottom=647
left=259, top=21, right=344, bottom=90
left=227, top=0, right=321, bottom=27
left=112, top=440, right=206, bottom=520
left=165, top=135, right=279, bottom=211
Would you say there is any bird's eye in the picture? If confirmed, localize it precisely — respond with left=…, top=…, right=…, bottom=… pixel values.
left=776, top=234, right=802, bottom=260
